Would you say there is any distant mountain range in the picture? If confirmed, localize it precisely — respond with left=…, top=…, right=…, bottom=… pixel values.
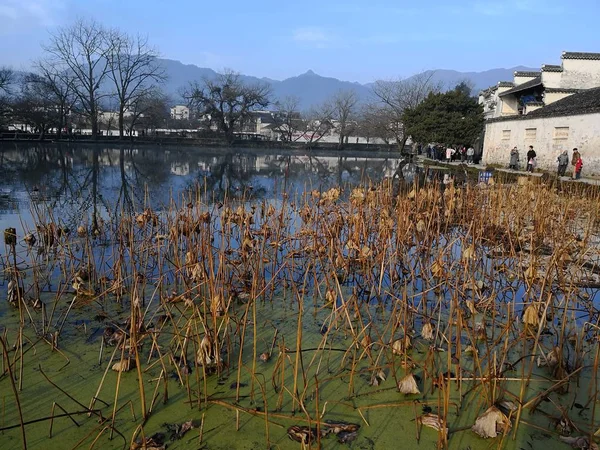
left=157, top=58, right=535, bottom=110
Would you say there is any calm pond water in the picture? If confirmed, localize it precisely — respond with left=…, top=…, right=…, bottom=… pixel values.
left=0, top=143, right=411, bottom=234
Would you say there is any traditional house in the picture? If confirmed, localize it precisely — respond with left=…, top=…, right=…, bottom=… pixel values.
left=481, top=51, right=600, bottom=175
left=170, top=105, right=190, bottom=120
left=482, top=87, right=600, bottom=175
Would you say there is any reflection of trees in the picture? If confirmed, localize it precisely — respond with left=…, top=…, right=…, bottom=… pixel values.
left=0, top=146, right=409, bottom=231
left=194, top=153, right=267, bottom=201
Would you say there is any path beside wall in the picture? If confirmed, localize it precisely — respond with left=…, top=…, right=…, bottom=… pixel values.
left=482, top=113, right=600, bottom=176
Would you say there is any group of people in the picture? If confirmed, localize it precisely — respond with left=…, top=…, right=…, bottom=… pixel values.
left=557, top=148, right=583, bottom=179
left=426, top=144, right=476, bottom=164
left=508, top=146, right=583, bottom=179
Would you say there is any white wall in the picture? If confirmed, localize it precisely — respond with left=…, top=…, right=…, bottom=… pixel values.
left=541, top=70, right=562, bottom=88
left=483, top=113, right=600, bottom=175
left=514, top=75, right=537, bottom=86
left=544, top=91, right=574, bottom=105
left=561, top=59, right=600, bottom=89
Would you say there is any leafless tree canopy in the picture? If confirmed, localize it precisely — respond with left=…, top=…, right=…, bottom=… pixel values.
left=370, top=72, right=442, bottom=150
left=271, top=96, right=303, bottom=142
left=43, top=18, right=113, bottom=138
left=182, top=70, right=271, bottom=143
left=107, top=32, right=166, bottom=137
left=31, top=59, right=77, bottom=138
left=124, top=88, right=169, bottom=135
left=302, top=102, right=334, bottom=145
left=0, top=67, right=14, bottom=94
left=0, top=67, right=14, bottom=128
left=329, top=89, right=358, bottom=148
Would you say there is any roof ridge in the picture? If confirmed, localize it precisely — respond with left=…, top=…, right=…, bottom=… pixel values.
left=562, top=51, right=600, bottom=60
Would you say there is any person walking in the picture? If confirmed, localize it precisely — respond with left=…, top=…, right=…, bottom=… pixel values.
left=557, top=150, right=569, bottom=177
left=445, top=146, right=453, bottom=163
left=466, top=146, right=475, bottom=164
left=526, top=146, right=536, bottom=173
left=571, top=147, right=581, bottom=179
left=509, top=147, right=519, bottom=170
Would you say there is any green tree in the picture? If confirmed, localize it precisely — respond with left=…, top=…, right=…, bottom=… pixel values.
left=402, top=83, right=484, bottom=147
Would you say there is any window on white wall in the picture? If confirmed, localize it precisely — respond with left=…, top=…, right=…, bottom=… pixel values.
left=502, top=130, right=511, bottom=140
left=525, top=128, right=537, bottom=140
left=553, top=127, right=569, bottom=140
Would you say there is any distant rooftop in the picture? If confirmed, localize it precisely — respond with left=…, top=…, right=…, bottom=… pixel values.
left=562, top=52, right=600, bottom=60
left=541, top=64, right=563, bottom=72
left=514, top=71, right=540, bottom=77
left=499, top=77, right=542, bottom=97
left=489, top=86, right=600, bottom=122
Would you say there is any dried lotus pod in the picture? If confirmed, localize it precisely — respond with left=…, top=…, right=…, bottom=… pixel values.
left=471, top=406, right=511, bottom=438
left=419, top=414, right=447, bottom=438
left=421, top=323, right=434, bottom=341
left=392, top=336, right=411, bottom=355
left=397, top=374, right=420, bottom=394
left=112, top=358, right=135, bottom=372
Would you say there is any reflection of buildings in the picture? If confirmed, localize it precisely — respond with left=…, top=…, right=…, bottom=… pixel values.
left=171, top=162, right=190, bottom=176
left=96, top=148, right=138, bottom=168
left=251, top=155, right=401, bottom=177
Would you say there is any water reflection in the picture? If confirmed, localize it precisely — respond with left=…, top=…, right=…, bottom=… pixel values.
left=0, top=144, right=407, bottom=234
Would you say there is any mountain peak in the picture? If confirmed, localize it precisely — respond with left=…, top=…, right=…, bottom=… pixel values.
left=303, top=69, right=317, bottom=76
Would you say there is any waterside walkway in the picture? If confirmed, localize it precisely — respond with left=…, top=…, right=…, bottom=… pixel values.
left=418, top=156, right=600, bottom=186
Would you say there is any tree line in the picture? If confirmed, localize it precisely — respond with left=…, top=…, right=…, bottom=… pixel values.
left=0, top=18, right=483, bottom=149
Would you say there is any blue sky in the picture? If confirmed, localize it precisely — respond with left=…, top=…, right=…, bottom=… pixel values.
left=0, top=0, right=599, bottom=83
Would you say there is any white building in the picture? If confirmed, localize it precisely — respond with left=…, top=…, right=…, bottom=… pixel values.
left=482, top=87, right=600, bottom=175
left=170, top=105, right=190, bottom=120
left=479, top=52, right=600, bottom=119
left=481, top=51, right=600, bottom=175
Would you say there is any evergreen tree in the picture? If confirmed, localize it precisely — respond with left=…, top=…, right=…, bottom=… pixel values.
left=402, top=83, right=484, bottom=147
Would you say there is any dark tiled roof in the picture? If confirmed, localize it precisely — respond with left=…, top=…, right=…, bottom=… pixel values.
left=545, top=87, right=583, bottom=94
left=499, top=77, right=542, bottom=97
left=488, top=87, right=600, bottom=122
left=498, top=81, right=515, bottom=88
left=479, top=85, right=499, bottom=96
left=541, top=64, right=563, bottom=72
left=562, top=52, right=600, bottom=60
left=514, top=71, right=540, bottom=77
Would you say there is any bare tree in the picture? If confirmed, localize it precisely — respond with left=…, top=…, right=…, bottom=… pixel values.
left=0, top=67, right=14, bottom=94
left=43, top=18, right=112, bottom=139
left=329, top=89, right=358, bottom=148
left=271, top=96, right=303, bottom=142
left=124, top=88, right=169, bottom=136
left=371, top=72, right=441, bottom=151
left=13, top=74, right=61, bottom=139
left=32, top=60, right=77, bottom=139
left=107, top=32, right=166, bottom=138
left=0, top=67, right=14, bottom=129
left=182, top=70, right=271, bottom=144
left=359, top=103, right=401, bottom=145
left=301, top=102, right=334, bottom=146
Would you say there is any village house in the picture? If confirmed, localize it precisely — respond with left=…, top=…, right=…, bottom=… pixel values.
left=170, top=105, right=190, bottom=120
left=480, top=51, right=600, bottom=175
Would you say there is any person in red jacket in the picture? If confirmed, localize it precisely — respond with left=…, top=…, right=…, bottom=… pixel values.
left=575, top=155, right=583, bottom=179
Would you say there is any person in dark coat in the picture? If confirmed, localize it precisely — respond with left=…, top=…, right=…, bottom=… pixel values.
left=526, top=146, right=536, bottom=173
left=509, top=147, right=519, bottom=170
left=557, top=150, right=569, bottom=177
